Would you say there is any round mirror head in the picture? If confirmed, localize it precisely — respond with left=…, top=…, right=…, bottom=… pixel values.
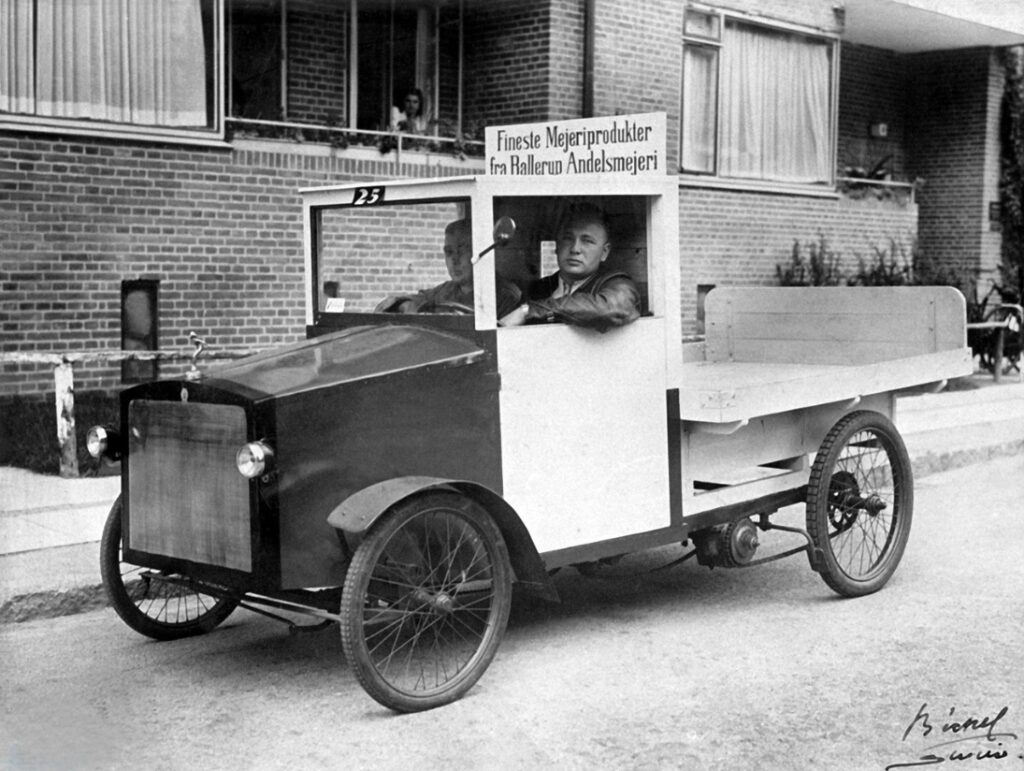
left=493, top=216, right=516, bottom=245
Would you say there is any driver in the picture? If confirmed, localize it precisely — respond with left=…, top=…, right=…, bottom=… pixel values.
left=374, top=218, right=522, bottom=316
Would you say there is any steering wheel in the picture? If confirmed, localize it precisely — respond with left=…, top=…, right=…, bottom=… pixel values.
left=421, top=301, right=474, bottom=315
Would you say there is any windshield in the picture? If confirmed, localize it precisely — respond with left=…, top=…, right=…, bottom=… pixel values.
left=313, top=198, right=473, bottom=316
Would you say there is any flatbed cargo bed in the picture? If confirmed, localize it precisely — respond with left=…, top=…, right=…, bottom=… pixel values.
left=677, top=287, right=973, bottom=426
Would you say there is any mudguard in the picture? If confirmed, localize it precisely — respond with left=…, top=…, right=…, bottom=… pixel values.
left=327, top=476, right=559, bottom=601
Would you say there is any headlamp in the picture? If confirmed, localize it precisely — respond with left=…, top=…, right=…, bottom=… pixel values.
left=236, top=441, right=274, bottom=479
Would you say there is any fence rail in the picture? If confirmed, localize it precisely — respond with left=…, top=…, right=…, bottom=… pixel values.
left=1, top=348, right=261, bottom=478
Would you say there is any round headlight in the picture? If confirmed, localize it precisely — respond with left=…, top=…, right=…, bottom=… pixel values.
left=86, top=426, right=109, bottom=458
left=236, top=441, right=274, bottom=479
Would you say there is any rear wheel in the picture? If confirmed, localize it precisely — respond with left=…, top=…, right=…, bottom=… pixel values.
left=340, top=491, right=513, bottom=712
left=806, top=411, right=913, bottom=597
left=100, top=496, right=238, bottom=640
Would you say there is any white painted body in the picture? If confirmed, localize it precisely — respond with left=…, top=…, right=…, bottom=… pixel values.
left=300, top=174, right=974, bottom=564
left=496, top=318, right=669, bottom=554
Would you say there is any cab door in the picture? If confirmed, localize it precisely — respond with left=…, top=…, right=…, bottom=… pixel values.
left=495, top=312, right=671, bottom=556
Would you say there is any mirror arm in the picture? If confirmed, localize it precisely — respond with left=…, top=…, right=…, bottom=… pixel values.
left=472, top=244, right=496, bottom=265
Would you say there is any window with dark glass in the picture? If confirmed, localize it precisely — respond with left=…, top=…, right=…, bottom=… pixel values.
left=121, top=279, right=159, bottom=383
left=229, top=0, right=283, bottom=120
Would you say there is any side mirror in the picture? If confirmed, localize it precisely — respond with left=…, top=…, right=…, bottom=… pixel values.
left=493, top=216, right=516, bottom=245
left=473, top=216, right=517, bottom=264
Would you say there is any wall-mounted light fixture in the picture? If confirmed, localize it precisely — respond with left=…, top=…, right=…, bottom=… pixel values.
left=869, top=122, right=889, bottom=139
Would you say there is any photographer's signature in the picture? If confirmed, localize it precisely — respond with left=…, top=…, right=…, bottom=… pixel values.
left=886, top=703, right=1020, bottom=769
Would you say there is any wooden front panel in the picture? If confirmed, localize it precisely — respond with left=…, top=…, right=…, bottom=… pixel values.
left=127, top=400, right=252, bottom=571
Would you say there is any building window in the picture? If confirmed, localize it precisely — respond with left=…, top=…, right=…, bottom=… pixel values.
left=121, top=279, right=159, bottom=384
left=355, top=1, right=463, bottom=135
left=0, top=0, right=218, bottom=138
left=681, top=9, right=835, bottom=185
left=229, top=0, right=283, bottom=120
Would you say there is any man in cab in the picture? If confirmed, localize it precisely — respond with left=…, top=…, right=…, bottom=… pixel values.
left=499, top=203, right=640, bottom=332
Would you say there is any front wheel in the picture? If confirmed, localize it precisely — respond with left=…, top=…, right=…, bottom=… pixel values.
left=806, top=411, right=913, bottom=597
left=340, top=491, right=513, bottom=712
left=100, top=496, right=238, bottom=640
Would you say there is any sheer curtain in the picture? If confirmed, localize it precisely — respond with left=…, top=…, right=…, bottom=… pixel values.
left=681, top=44, right=718, bottom=174
left=721, top=23, right=831, bottom=183
left=0, top=0, right=35, bottom=113
left=3, top=0, right=207, bottom=126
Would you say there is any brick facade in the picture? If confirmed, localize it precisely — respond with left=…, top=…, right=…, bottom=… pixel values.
left=285, top=2, right=348, bottom=124
left=838, top=44, right=908, bottom=182
left=679, top=189, right=917, bottom=335
left=907, top=48, right=1005, bottom=285
left=0, top=0, right=1010, bottom=399
left=0, top=134, right=477, bottom=397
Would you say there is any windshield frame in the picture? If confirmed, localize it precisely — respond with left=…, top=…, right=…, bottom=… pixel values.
left=303, top=177, right=499, bottom=332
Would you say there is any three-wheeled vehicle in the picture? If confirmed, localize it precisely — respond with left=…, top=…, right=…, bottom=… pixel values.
left=90, top=166, right=973, bottom=712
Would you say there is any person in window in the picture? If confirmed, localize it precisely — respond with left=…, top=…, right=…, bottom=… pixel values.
left=499, top=204, right=641, bottom=331
left=374, top=219, right=522, bottom=316
left=390, top=87, right=429, bottom=134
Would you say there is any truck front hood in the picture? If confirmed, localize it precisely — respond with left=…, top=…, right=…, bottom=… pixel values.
left=203, top=325, right=487, bottom=399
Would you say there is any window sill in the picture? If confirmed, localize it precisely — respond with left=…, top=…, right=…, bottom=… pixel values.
left=0, top=115, right=228, bottom=149
left=231, top=136, right=487, bottom=169
left=678, top=173, right=839, bottom=199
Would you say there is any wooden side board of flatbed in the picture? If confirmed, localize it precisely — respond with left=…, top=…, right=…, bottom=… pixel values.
left=677, top=287, right=974, bottom=426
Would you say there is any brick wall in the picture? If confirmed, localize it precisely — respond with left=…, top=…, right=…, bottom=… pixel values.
left=592, top=0, right=682, bottom=167
left=906, top=48, right=1003, bottom=283
left=286, top=1, right=348, bottom=125
left=0, top=133, right=477, bottom=397
left=704, top=0, right=843, bottom=33
left=463, top=0, right=563, bottom=127
left=678, top=188, right=918, bottom=335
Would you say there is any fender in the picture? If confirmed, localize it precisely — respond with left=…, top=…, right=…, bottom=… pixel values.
left=327, top=476, right=558, bottom=602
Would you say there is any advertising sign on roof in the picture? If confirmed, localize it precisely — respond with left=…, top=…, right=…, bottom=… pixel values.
left=485, top=112, right=666, bottom=178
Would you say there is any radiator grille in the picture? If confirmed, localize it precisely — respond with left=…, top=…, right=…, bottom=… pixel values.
left=127, top=400, right=252, bottom=571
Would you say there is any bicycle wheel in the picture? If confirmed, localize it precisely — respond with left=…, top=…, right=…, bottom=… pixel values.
left=806, top=411, right=913, bottom=597
left=100, top=496, right=238, bottom=640
left=340, top=491, right=513, bottom=712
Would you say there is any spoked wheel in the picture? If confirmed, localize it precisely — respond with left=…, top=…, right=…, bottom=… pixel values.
left=340, top=491, right=513, bottom=712
left=806, top=411, right=913, bottom=597
left=100, top=496, right=238, bottom=640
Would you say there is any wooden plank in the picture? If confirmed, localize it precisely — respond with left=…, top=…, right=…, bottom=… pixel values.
left=683, top=469, right=810, bottom=516
left=704, top=286, right=967, bottom=364
left=54, top=362, right=78, bottom=478
left=710, top=310, right=934, bottom=346
left=128, top=401, right=252, bottom=571
left=678, top=347, right=972, bottom=423
left=723, top=337, right=930, bottom=366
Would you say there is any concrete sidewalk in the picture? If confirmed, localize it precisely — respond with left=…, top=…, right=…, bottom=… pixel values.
left=2, top=374, right=1023, bottom=624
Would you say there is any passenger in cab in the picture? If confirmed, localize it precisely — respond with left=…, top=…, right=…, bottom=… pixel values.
left=374, top=218, right=522, bottom=316
left=499, top=204, right=640, bottom=331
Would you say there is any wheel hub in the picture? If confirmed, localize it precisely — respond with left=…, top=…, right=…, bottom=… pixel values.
left=412, top=588, right=455, bottom=615
left=827, top=471, right=861, bottom=531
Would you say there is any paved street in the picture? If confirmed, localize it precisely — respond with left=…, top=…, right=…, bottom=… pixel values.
left=2, top=455, right=1022, bottom=771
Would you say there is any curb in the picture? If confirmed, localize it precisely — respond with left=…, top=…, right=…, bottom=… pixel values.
left=0, top=584, right=109, bottom=624
left=3, top=439, right=1022, bottom=626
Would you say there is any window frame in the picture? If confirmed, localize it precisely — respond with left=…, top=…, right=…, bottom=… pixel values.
left=679, top=6, right=840, bottom=194
left=0, top=0, right=226, bottom=146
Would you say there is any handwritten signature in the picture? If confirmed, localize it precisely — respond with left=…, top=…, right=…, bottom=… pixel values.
left=886, top=703, right=1020, bottom=769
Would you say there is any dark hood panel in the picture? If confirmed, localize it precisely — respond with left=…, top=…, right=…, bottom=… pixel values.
left=201, top=325, right=486, bottom=399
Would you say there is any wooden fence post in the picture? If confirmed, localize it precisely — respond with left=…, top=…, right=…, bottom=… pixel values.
left=54, top=360, right=79, bottom=478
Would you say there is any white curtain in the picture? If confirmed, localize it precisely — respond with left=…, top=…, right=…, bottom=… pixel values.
left=5, top=0, right=207, bottom=126
left=721, top=23, right=831, bottom=183
left=0, top=0, right=35, bottom=113
left=681, top=44, right=718, bottom=173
